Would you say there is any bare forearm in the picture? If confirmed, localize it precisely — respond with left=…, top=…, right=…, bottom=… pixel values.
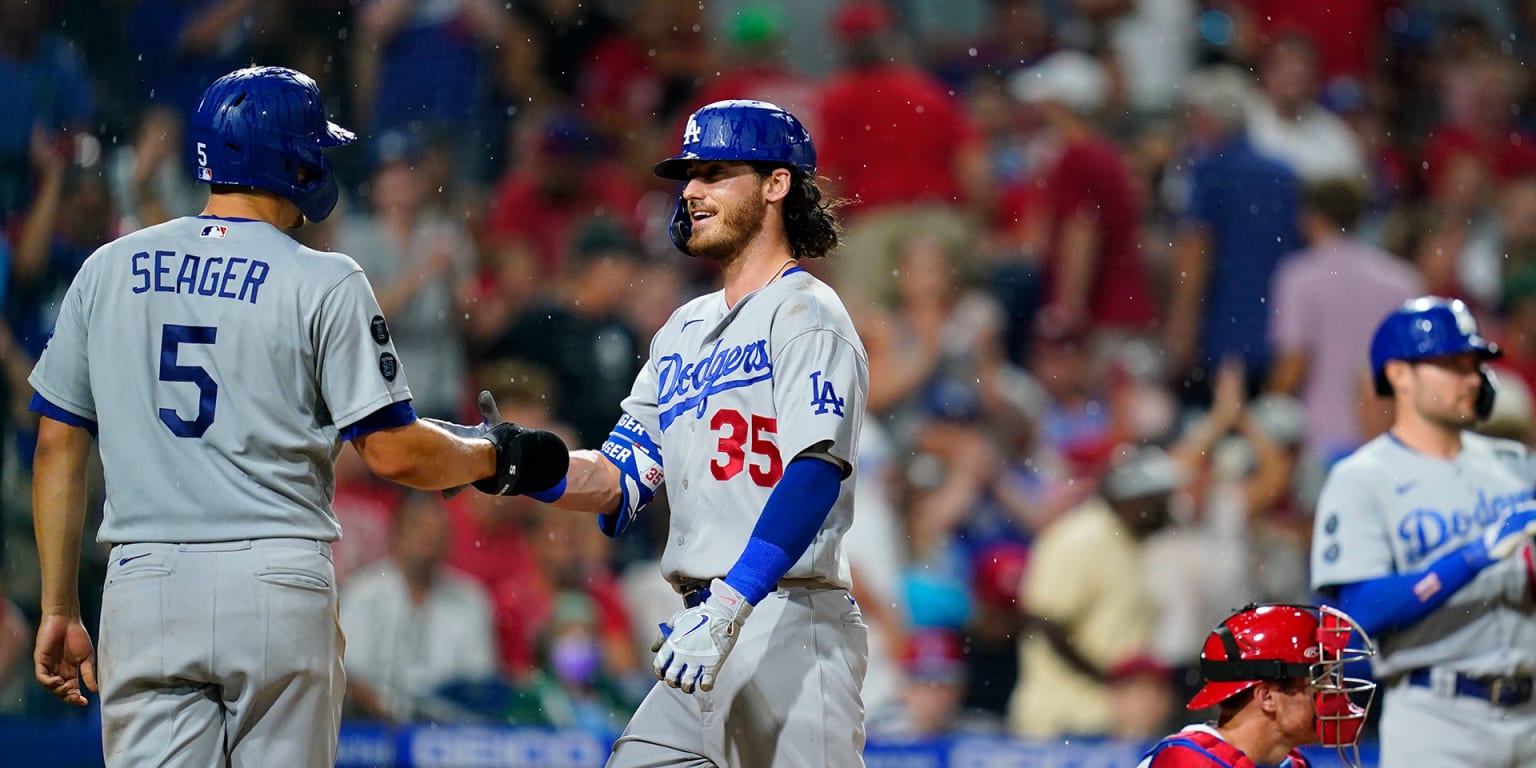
left=550, top=449, right=621, bottom=514
left=1166, top=229, right=1211, bottom=347
left=353, top=421, right=496, bottom=490
left=1055, top=216, right=1098, bottom=315
left=17, top=177, right=62, bottom=283
left=32, top=420, right=92, bottom=617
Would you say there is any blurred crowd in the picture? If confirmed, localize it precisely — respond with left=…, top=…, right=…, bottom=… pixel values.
left=2, top=0, right=1536, bottom=745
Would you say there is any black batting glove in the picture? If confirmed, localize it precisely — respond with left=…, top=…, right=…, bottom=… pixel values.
left=473, top=420, right=569, bottom=496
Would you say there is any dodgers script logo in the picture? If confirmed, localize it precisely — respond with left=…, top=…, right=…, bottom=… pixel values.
left=1397, top=487, right=1536, bottom=566
left=657, top=337, right=772, bottom=430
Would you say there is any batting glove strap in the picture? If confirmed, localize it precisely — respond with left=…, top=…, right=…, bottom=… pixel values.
left=652, top=579, right=753, bottom=694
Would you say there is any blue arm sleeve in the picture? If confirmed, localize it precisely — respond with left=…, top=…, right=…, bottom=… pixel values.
left=723, top=456, right=842, bottom=605
left=1335, top=540, right=1491, bottom=637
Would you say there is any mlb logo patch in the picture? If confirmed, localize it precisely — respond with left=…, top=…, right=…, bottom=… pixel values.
left=200, top=225, right=228, bottom=239
left=198, top=167, right=214, bottom=181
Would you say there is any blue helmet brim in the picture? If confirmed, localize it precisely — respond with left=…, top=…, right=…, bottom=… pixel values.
left=320, top=121, right=357, bottom=148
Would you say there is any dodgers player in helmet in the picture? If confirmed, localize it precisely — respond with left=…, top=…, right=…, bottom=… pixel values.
left=28, top=66, right=565, bottom=766
left=490, top=99, right=870, bottom=767
left=1141, top=604, right=1377, bottom=768
left=1311, top=296, right=1536, bottom=767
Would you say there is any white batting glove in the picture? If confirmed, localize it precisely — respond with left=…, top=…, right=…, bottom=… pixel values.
left=653, top=579, right=753, bottom=694
left=1484, top=509, right=1536, bottom=561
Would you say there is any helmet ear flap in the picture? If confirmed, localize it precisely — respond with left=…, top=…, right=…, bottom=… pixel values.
left=1477, top=365, right=1497, bottom=420
left=668, top=197, right=693, bottom=256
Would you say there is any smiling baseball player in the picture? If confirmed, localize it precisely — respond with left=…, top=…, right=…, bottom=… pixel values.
left=27, top=66, right=564, bottom=767
left=503, top=99, right=870, bottom=767
left=1311, top=297, right=1536, bottom=767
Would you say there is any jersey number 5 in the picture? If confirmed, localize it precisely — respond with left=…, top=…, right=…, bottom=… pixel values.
left=709, top=409, right=783, bottom=486
left=158, top=323, right=218, bottom=438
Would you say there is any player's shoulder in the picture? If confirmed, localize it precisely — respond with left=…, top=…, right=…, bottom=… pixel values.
left=1460, top=430, right=1531, bottom=462
left=1328, top=433, right=1411, bottom=476
left=1141, top=724, right=1232, bottom=768
left=297, top=243, right=367, bottom=283
left=770, top=271, right=864, bottom=347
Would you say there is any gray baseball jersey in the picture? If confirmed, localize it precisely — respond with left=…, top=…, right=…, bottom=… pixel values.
left=29, top=215, right=413, bottom=544
left=1311, top=432, right=1536, bottom=678
left=619, top=267, right=867, bottom=591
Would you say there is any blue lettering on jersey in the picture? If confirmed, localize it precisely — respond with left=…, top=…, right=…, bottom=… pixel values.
left=656, top=338, right=772, bottom=430
left=130, top=250, right=269, bottom=304
left=1399, top=488, right=1536, bottom=566
left=809, top=371, right=845, bottom=416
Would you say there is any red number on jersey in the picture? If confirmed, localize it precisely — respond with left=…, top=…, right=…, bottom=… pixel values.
left=708, top=409, right=784, bottom=486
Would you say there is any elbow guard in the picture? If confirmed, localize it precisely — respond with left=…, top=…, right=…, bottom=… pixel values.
left=597, top=413, right=664, bottom=537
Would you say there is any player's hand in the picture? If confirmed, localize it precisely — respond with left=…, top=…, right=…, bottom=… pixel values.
left=468, top=390, right=570, bottom=497
left=652, top=579, right=753, bottom=694
left=34, top=614, right=96, bottom=706
left=1483, top=509, right=1536, bottom=561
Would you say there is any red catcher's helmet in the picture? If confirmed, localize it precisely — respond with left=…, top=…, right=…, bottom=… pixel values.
left=1188, top=604, right=1377, bottom=754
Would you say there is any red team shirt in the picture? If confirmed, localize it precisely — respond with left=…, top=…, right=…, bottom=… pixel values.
left=1143, top=725, right=1311, bottom=768
left=816, top=63, right=978, bottom=213
left=1038, top=137, right=1154, bottom=331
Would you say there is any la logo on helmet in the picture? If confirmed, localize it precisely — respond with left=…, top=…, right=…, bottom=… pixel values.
left=683, top=117, right=702, bottom=146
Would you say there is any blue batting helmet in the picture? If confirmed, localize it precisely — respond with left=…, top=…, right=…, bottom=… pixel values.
left=1370, top=296, right=1501, bottom=415
left=655, top=100, right=816, bottom=255
left=655, top=99, right=816, bottom=180
left=190, top=67, right=356, bottom=222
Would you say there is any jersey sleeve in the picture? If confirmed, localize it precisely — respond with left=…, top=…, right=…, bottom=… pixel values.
left=618, top=336, right=665, bottom=441
left=1311, top=463, right=1397, bottom=590
left=770, top=328, right=867, bottom=473
left=314, top=271, right=413, bottom=430
left=27, top=259, right=97, bottom=421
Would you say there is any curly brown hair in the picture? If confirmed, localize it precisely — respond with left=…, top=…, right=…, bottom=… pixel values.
left=752, top=163, right=846, bottom=260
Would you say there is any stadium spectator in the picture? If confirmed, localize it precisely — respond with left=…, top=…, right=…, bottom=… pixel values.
left=1244, top=34, right=1367, bottom=183
left=353, top=0, right=514, bottom=185
left=1009, top=51, right=1156, bottom=335
left=818, top=0, right=987, bottom=310
left=1106, top=655, right=1177, bottom=740
left=337, top=130, right=477, bottom=419
left=1267, top=178, right=1423, bottom=465
left=330, top=445, right=405, bottom=584
left=503, top=591, right=639, bottom=731
left=106, top=106, right=205, bottom=230
left=678, top=2, right=821, bottom=142
left=863, top=233, right=1030, bottom=452
left=1147, top=362, right=1299, bottom=686
left=488, top=220, right=645, bottom=448
left=483, top=110, right=646, bottom=279
left=1164, top=67, right=1301, bottom=401
left=867, top=629, right=1003, bottom=738
left=1008, top=443, right=1178, bottom=738
left=0, top=0, right=93, bottom=223
left=340, top=493, right=500, bottom=723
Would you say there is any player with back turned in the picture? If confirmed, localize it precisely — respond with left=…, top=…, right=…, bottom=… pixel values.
left=505, top=99, right=870, bottom=767
left=27, top=66, right=565, bottom=767
left=1310, top=296, right=1536, bottom=767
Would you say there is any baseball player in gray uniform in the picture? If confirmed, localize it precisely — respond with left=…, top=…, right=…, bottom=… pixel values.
left=1311, top=296, right=1536, bottom=767
left=506, top=99, right=870, bottom=767
left=28, top=67, right=565, bottom=767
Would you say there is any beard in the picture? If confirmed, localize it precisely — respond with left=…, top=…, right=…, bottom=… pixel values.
left=688, top=186, right=767, bottom=264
